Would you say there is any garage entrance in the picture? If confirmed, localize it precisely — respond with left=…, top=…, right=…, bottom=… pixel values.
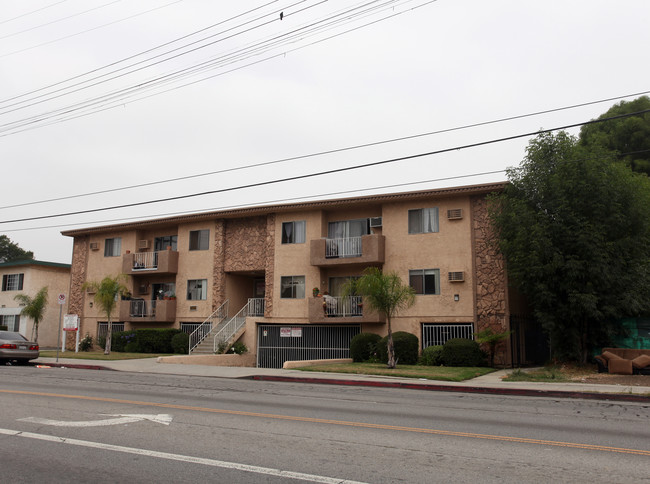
left=257, top=324, right=360, bottom=368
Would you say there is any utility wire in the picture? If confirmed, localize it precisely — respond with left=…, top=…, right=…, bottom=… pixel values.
left=0, top=0, right=411, bottom=129
left=1, top=88, right=647, bottom=211
left=2, top=108, right=648, bottom=225
left=0, top=0, right=69, bottom=26
left=6, top=147, right=649, bottom=233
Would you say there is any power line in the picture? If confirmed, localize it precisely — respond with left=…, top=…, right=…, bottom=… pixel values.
left=1, top=169, right=507, bottom=233
left=0, top=0, right=416, bottom=133
left=1, top=88, right=647, bottom=211
left=0, top=0, right=69, bottom=26
left=3, top=108, right=648, bottom=225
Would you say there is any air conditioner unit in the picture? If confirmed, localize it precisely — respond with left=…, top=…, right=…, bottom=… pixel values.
left=138, top=240, right=150, bottom=249
left=89, top=242, right=99, bottom=251
left=447, top=209, right=463, bottom=220
left=369, top=217, right=383, bottom=228
left=138, top=284, right=148, bottom=295
left=448, top=271, right=465, bottom=282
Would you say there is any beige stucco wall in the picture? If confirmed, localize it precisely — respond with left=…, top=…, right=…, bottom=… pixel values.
left=0, top=263, right=70, bottom=347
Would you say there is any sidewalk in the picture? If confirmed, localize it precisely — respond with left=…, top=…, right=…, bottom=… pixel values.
left=33, top=356, right=650, bottom=403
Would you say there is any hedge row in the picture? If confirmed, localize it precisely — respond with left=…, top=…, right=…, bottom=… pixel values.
left=348, top=333, right=486, bottom=367
left=101, top=329, right=187, bottom=354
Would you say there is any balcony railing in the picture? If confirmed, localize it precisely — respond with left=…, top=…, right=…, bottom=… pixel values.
left=308, top=296, right=385, bottom=324
left=119, top=298, right=176, bottom=323
left=248, top=298, right=265, bottom=317
left=323, top=295, right=363, bottom=317
left=310, top=234, right=385, bottom=267
left=123, top=249, right=178, bottom=275
left=326, top=237, right=362, bottom=258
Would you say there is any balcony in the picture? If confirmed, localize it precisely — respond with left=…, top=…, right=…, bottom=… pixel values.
left=122, top=249, right=178, bottom=276
left=119, top=299, right=177, bottom=323
left=308, top=296, right=386, bottom=324
left=310, top=234, right=385, bottom=267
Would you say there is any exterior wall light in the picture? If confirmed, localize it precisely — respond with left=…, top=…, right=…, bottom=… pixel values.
left=454, top=294, right=460, bottom=302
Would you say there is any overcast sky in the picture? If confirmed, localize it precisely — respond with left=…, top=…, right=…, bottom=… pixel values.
left=2, top=0, right=649, bottom=264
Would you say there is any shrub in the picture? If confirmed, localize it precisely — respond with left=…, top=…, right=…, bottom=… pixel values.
left=171, top=332, right=189, bottom=354
left=97, top=334, right=106, bottom=350
left=349, top=333, right=382, bottom=362
left=132, top=329, right=181, bottom=353
left=79, top=334, right=93, bottom=352
left=230, top=341, right=248, bottom=355
left=419, top=345, right=443, bottom=366
left=112, top=330, right=136, bottom=352
left=215, top=340, right=228, bottom=354
left=376, top=331, right=419, bottom=365
left=441, top=338, right=486, bottom=367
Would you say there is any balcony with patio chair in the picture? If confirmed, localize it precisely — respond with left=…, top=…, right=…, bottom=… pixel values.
left=308, top=295, right=385, bottom=324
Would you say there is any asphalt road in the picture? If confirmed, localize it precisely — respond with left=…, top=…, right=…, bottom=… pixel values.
left=1, top=366, right=649, bottom=483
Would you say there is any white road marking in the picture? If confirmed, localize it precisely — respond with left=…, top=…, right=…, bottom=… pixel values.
left=17, top=413, right=173, bottom=427
left=0, top=427, right=367, bottom=484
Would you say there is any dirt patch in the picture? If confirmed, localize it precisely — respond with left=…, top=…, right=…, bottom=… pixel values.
left=571, top=373, right=650, bottom=387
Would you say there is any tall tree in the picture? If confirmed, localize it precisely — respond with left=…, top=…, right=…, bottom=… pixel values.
left=489, top=131, right=650, bottom=362
left=14, top=287, right=48, bottom=342
left=345, top=267, right=415, bottom=368
left=579, top=96, right=650, bottom=175
left=0, top=235, right=34, bottom=263
left=83, top=275, right=128, bottom=355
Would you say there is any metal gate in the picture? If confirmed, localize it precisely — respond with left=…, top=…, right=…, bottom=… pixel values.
left=421, top=323, right=474, bottom=348
left=257, top=324, right=360, bottom=368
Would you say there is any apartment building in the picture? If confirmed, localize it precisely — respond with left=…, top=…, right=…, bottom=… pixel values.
left=63, top=182, right=516, bottom=368
left=0, top=259, right=71, bottom=346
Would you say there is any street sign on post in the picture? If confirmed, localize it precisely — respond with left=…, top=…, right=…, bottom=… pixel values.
left=57, top=293, right=66, bottom=305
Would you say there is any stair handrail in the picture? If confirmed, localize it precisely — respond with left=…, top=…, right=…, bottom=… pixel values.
left=213, top=300, right=250, bottom=353
left=189, top=300, right=229, bottom=354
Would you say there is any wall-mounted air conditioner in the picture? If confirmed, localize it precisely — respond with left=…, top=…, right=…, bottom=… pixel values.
left=447, top=209, right=463, bottom=220
left=448, top=271, right=465, bottom=282
left=89, top=242, right=99, bottom=251
left=369, top=217, right=383, bottom=228
left=138, top=240, right=150, bottom=249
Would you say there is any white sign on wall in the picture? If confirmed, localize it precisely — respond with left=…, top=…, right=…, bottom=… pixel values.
left=63, top=314, right=78, bottom=331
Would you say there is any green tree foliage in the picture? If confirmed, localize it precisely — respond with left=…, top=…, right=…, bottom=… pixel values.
left=13, top=286, right=48, bottom=342
left=82, top=275, right=128, bottom=355
left=0, top=235, right=34, bottom=263
left=475, top=328, right=511, bottom=367
left=490, top=131, right=650, bottom=362
left=579, top=96, right=650, bottom=175
left=344, top=267, right=415, bottom=368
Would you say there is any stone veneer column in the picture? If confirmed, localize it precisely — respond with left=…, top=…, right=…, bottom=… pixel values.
left=67, top=236, right=88, bottom=349
left=212, top=219, right=226, bottom=312
left=264, top=214, right=275, bottom=317
left=471, top=194, right=509, bottom=365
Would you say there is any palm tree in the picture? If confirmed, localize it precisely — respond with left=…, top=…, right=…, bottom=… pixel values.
left=83, top=275, right=128, bottom=355
left=14, top=286, right=48, bottom=342
left=344, top=267, right=415, bottom=369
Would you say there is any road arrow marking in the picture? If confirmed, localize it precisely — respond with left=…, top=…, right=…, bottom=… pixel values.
left=18, top=414, right=172, bottom=427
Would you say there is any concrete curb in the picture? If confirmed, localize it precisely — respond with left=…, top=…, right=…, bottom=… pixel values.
left=34, top=362, right=114, bottom=371
left=250, top=375, right=650, bottom=403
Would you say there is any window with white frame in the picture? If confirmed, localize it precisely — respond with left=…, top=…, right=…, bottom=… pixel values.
left=409, top=269, right=440, bottom=295
left=281, top=221, right=305, bottom=244
left=1, top=273, right=24, bottom=291
left=1, top=314, right=20, bottom=331
left=408, top=208, right=439, bottom=234
left=189, top=230, right=209, bottom=251
left=280, top=276, right=305, bottom=299
left=187, top=279, right=207, bottom=300
left=104, top=237, right=122, bottom=257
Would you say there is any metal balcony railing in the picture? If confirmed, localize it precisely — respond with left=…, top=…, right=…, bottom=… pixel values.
left=132, top=251, right=159, bottom=270
left=325, top=237, right=362, bottom=258
left=130, top=299, right=156, bottom=317
left=323, top=296, right=363, bottom=317
left=247, top=298, right=265, bottom=316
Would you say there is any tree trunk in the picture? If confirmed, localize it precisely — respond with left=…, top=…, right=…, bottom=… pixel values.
left=386, top=317, right=396, bottom=369
left=104, top=316, right=112, bottom=355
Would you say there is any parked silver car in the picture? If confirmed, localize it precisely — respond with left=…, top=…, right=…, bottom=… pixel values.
left=0, top=331, right=39, bottom=364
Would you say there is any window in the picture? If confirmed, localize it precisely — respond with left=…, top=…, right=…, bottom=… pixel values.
left=327, top=219, right=369, bottom=239
left=104, top=237, right=122, bottom=257
left=409, top=269, right=440, bottom=295
left=187, top=279, right=207, bottom=300
left=408, top=208, right=439, bottom=234
left=281, top=276, right=305, bottom=299
left=189, top=230, right=209, bottom=251
left=154, top=235, right=177, bottom=251
left=2, top=274, right=24, bottom=291
left=0, top=315, right=20, bottom=331
left=281, top=221, right=305, bottom=244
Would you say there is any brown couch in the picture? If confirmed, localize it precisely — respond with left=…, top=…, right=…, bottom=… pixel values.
left=595, top=348, right=650, bottom=375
